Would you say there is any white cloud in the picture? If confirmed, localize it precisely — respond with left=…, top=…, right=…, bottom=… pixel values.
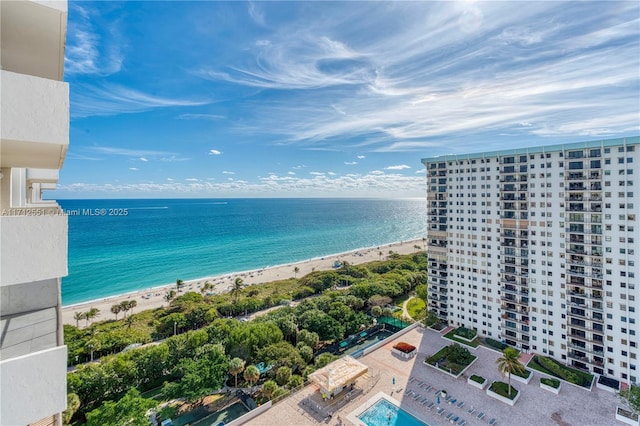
left=71, top=84, right=209, bottom=117
left=139, top=157, right=148, bottom=162
left=56, top=169, right=425, bottom=198
left=209, top=149, right=222, bottom=155
left=385, top=164, right=411, bottom=170
left=310, top=172, right=325, bottom=176
left=178, top=113, right=225, bottom=120
left=222, top=171, right=235, bottom=174
left=357, top=155, right=366, bottom=159
left=167, top=178, right=174, bottom=181
left=185, top=178, right=199, bottom=182
left=129, top=167, right=139, bottom=171
left=64, top=3, right=123, bottom=76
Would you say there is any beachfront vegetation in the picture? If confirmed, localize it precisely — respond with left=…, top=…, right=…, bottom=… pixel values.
left=64, top=253, right=427, bottom=424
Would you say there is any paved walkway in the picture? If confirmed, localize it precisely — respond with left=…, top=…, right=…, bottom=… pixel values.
left=246, top=327, right=623, bottom=426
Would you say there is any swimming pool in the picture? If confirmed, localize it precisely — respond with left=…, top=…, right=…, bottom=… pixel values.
left=358, top=397, right=428, bottom=426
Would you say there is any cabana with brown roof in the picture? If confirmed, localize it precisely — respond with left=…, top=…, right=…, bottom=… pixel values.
left=308, top=355, right=369, bottom=397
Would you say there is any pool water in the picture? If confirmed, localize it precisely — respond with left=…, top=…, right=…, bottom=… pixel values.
left=358, top=398, right=428, bottom=426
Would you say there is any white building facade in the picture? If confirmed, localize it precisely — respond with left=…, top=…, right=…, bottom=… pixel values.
left=1, top=1, right=69, bottom=424
left=423, top=136, right=639, bottom=386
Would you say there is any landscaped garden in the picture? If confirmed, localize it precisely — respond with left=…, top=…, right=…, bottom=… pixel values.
left=468, top=374, right=487, bottom=389
left=444, top=327, right=480, bottom=348
left=488, top=381, right=519, bottom=400
left=63, top=253, right=429, bottom=424
left=470, top=374, right=485, bottom=384
left=425, top=344, right=477, bottom=376
left=529, top=355, right=594, bottom=389
left=483, top=337, right=508, bottom=351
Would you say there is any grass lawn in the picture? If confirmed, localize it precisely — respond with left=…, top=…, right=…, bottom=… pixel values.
left=444, top=329, right=480, bottom=348
left=406, top=297, right=426, bottom=320
left=490, top=381, right=519, bottom=399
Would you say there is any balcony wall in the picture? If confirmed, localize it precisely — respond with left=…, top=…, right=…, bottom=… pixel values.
left=0, top=70, right=69, bottom=169
left=0, top=346, right=67, bottom=426
left=0, top=214, right=68, bottom=286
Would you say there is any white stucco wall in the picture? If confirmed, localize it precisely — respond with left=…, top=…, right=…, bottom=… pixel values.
left=0, top=346, right=67, bottom=425
left=0, top=215, right=68, bottom=286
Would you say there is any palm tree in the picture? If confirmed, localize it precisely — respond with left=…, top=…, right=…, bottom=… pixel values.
left=201, top=281, right=215, bottom=295
left=110, top=304, right=122, bottom=320
left=74, top=311, right=85, bottom=328
left=293, top=266, right=300, bottom=278
left=176, top=279, right=184, bottom=293
left=229, top=357, right=246, bottom=388
left=128, top=299, right=137, bottom=315
left=232, top=277, right=244, bottom=305
left=496, top=347, right=524, bottom=397
left=243, top=364, right=260, bottom=388
left=119, top=300, right=131, bottom=318
left=164, top=290, right=176, bottom=304
left=261, top=380, right=278, bottom=400
left=84, top=307, right=100, bottom=326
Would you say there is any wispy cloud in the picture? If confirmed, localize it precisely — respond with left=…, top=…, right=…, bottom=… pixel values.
left=385, top=165, right=411, bottom=170
left=129, top=167, right=139, bottom=171
left=222, top=171, right=235, bottom=175
left=65, top=3, right=124, bottom=76
left=344, top=161, right=358, bottom=165
left=209, top=149, right=222, bottom=155
left=178, top=113, right=226, bottom=120
left=196, top=2, right=639, bottom=152
left=139, top=157, right=148, bottom=162
left=88, top=146, right=176, bottom=158
left=71, top=84, right=209, bottom=117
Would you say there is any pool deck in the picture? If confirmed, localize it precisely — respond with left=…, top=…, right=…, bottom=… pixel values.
left=245, top=326, right=622, bottom=426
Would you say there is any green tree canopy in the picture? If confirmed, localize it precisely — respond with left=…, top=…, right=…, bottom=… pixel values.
left=229, top=357, right=246, bottom=388
left=496, top=347, right=524, bottom=396
left=243, top=364, right=260, bottom=387
left=85, top=388, right=156, bottom=426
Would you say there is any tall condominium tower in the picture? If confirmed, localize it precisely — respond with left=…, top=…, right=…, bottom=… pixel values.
left=422, top=137, right=639, bottom=386
left=1, top=1, right=69, bottom=424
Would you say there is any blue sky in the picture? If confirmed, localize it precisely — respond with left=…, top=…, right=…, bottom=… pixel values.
left=57, top=1, right=639, bottom=198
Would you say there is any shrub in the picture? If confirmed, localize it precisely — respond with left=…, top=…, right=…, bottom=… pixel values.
left=512, top=368, right=531, bottom=379
left=454, top=327, right=476, bottom=340
left=485, top=338, right=508, bottom=351
left=470, top=374, right=485, bottom=384
left=534, top=356, right=592, bottom=387
left=541, top=377, right=561, bottom=388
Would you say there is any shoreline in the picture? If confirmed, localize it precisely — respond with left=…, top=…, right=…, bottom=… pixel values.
left=62, top=238, right=425, bottom=325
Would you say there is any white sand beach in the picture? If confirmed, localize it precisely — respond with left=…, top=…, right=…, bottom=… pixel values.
left=62, top=239, right=426, bottom=325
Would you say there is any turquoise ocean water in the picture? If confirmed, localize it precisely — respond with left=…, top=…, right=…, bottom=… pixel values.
left=57, top=198, right=426, bottom=306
